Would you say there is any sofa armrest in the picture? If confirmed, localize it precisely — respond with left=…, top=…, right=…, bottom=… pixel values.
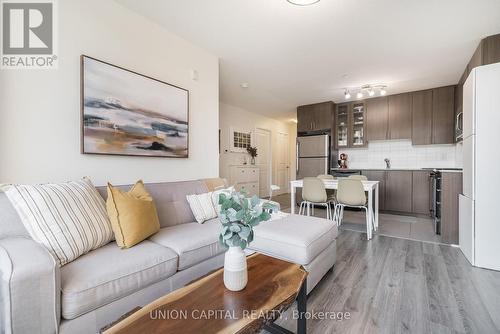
left=0, top=237, right=60, bottom=334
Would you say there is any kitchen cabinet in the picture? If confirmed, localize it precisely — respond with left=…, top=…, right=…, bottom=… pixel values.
left=230, top=166, right=260, bottom=197
left=432, top=86, right=455, bottom=144
left=440, top=172, right=462, bottom=245
left=468, top=43, right=483, bottom=73
left=411, top=90, right=433, bottom=145
left=297, top=102, right=333, bottom=133
left=385, top=170, right=412, bottom=213
left=335, top=102, right=367, bottom=148
left=297, top=105, right=313, bottom=132
left=463, top=34, right=500, bottom=79
left=335, top=103, right=349, bottom=148
left=362, top=170, right=386, bottom=210
left=388, top=93, right=412, bottom=140
left=366, top=96, right=388, bottom=141
left=412, top=171, right=432, bottom=215
left=482, top=33, right=500, bottom=66
left=350, top=102, right=367, bottom=147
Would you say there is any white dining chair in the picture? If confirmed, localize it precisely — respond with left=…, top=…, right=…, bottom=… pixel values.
left=298, top=177, right=334, bottom=220
left=334, top=178, right=374, bottom=239
left=317, top=174, right=337, bottom=204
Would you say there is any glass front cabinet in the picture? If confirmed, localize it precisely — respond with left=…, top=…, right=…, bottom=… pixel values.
left=335, top=102, right=367, bottom=148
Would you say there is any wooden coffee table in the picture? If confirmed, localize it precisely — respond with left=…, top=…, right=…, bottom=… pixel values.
left=102, top=253, right=308, bottom=334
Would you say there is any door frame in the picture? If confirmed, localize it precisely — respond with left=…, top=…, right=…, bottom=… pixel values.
left=254, top=127, right=273, bottom=198
left=276, top=131, right=290, bottom=195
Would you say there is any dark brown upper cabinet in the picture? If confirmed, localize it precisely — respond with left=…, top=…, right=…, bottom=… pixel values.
left=482, top=33, right=500, bottom=66
left=297, top=101, right=334, bottom=133
left=334, top=102, right=367, bottom=149
left=297, top=105, right=312, bottom=132
left=411, top=90, right=433, bottom=145
left=462, top=33, right=500, bottom=80
left=335, top=103, right=349, bottom=148
left=388, top=93, right=412, bottom=140
left=350, top=102, right=367, bottom=148
left=314, top=102, right=334, bottom=131
left=432, top=86, right=455, bottom=144
left=366, top=96, right=388, bottom=141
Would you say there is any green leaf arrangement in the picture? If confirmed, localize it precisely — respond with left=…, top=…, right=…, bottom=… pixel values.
left=218, top=191, right=276, bottom=250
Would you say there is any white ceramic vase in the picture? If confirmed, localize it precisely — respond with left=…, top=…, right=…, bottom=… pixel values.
left=223, top=246, right=248, bottom=291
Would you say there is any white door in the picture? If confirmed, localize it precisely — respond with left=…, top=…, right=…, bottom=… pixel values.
left=276, top=132, right=290, bottom=195
left=254, top=128, right=271, bottom=198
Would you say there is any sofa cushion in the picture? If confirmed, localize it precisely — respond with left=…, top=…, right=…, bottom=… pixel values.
left=5, top=178, right=114, bottom=266
left=106, top=181, right=160, bottom=248
left=149, top=218, right=223, bottom=270
left=249, top=214, right=338, bottom=265
left=60, top=240, right=177, bottom=320
left=97, top=180, right=209, bottom=228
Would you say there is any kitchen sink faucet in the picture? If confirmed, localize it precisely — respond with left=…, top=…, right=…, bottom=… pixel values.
left=384, top=158, right=391, bottom=169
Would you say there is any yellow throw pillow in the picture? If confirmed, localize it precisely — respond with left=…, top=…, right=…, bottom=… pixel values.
left=106, top=180, right=160, bottom=248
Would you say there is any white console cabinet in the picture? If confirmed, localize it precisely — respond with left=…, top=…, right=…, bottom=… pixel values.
left=230, top=166, right=260, bottom=197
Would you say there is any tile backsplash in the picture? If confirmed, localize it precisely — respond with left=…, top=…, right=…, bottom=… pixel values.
left=339, top=140, right=463, bottom=169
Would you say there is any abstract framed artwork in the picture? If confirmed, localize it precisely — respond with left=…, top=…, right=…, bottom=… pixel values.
left=81, top=55, right=189, bottom=158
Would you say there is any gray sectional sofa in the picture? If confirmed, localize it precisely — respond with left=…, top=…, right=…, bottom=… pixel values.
left=0, top=179, right=337, bottom=334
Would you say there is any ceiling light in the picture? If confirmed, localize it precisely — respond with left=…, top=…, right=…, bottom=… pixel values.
left=356, top=92, right=363, bottom=99
left=240, top=82, right=249, bottom=89
left=380, top=88, right=387, bottom=96
left=368, top=89, right=375, bottom=97
left=287, top=0, right=320, bottom=6
left=344, top=90, right=351, bottom=99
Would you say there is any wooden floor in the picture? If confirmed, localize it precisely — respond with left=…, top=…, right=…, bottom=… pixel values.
left=266, top=230, right=500, bottom=334
left=273, top=192, right=441, bottom=243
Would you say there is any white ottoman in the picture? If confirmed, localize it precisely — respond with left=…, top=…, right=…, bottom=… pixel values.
left=249, top=214, right=338, bottom=293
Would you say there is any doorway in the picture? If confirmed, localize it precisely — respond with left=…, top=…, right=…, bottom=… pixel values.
left=254, top=128, right=272, bottom=198
left=276, top=132, right=290, bottom=195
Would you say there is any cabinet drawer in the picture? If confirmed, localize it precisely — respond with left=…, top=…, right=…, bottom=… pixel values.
left=233, top=167, right=259, bottom=183
left=235, top=182, right=259, bottom=197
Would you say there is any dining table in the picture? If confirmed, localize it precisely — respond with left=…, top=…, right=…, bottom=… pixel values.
left=290, top=179, right=380, bottom=239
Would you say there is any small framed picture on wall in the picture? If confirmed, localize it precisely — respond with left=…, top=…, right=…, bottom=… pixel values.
left=229, top=127, right=253, bottom=153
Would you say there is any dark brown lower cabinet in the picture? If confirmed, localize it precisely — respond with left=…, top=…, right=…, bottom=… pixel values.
left=440, top=172, right=463, bottom=244
left=385, top=171, right=412, bottom=213
left=362, top=170, right=386, bottom=210
left=412, top=171, right=432, bottom=215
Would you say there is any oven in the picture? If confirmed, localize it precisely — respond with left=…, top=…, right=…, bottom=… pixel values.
left=430, top=170, right=442, bottom=234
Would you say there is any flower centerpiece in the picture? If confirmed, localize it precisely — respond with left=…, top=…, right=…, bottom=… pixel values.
left=246, top=146, right=258, bottom=165
left=218, top=191, right=275, bottom=291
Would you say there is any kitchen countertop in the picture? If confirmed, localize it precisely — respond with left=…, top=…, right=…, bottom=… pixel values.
left=331, top=167, right=463, bottom=173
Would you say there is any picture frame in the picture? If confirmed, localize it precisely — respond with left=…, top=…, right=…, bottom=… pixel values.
left=80, top=55, right=189, bottom=158
left=229, top=127, right=254, bottom=153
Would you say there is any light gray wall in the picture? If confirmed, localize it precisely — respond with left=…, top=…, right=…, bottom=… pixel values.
left=0, top=0, right=219, bottom=185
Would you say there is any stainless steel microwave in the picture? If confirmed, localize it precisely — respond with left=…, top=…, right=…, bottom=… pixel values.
left=455, top=112, right=463, bottom=141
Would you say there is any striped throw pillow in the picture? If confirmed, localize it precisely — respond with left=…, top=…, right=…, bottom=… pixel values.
left=4, top=178, right=114, bottom=266
left=186, top=192, right=217, bottom=224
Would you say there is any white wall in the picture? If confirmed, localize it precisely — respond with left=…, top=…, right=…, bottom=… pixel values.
left=340, top=139, right=462, bottom=169
left=0, top=0, right=219, bottom=186
left=219, top=103, right=296, bottom=192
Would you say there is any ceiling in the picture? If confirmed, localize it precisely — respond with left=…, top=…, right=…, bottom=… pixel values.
left=116, top=0, right=500, bottom=121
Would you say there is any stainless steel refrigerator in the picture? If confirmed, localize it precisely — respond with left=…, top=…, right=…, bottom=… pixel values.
left=296, top=134, right=330, bottom=180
